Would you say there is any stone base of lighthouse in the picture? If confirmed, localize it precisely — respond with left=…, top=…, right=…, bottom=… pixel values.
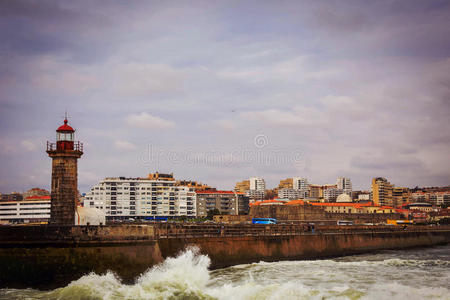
left=47, top=151, right=82, bottom=225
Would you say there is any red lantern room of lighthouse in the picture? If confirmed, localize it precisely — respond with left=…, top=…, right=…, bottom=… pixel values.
left=46, top=118, right=83, bottom=225
left=56, top=119, right=76, bottom=151
left=46, top=117, right=83, bottom=157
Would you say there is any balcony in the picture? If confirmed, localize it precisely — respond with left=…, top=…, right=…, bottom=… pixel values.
left=46, top=141, right=83, bottom=152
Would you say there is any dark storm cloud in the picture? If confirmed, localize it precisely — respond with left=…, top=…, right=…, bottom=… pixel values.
left=0, top=0, right=449, bottom=192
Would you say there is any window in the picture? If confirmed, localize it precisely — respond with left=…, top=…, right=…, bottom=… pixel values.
left=57, top=132, right=74, bottom=141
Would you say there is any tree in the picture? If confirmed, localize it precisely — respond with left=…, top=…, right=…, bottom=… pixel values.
left=264, top=189, right=276, bottom=200
left=207, top=208, right=221, bottom=220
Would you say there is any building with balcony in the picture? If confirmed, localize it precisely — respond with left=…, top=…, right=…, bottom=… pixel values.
left=392, top=187, right=411, bottom=208
left=234, top=180, right=250, bottom=193
left=337, top=177, right=352, bottom=197
left=412, top=191, right=450, bottom=206
left=292, top=177, right=309, bottom=191
left=0, top=196, right=50, bottom=224
left=278, top=188, right=300, bottom=200
left=196, top=191, right=249, bottom=217
left=0, top=192, right=23, bottom=202
left=323, top=187, right=343, bottom=202
left=358, top=193, right=371, bottom=202
left=246, top=189, right=265, bottom=202
left=372, top=177, right=394, bottom=207
left=309, top=184, right=323, bottom=199
left=278, top=178, right=293, bottom=190
left=250, top=177, right=266, bottom=191
left=84, top=176, right=196, bottom=220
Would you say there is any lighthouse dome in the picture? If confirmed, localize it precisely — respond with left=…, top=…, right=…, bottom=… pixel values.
left=57, top=119, right=74, bottom=132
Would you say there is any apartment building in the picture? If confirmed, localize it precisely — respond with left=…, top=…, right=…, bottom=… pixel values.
left=392, top=187, right=411, bottom=208
left=412, top=191, right=450, bottom=206
left=246, top=189, right=265, bottom=202
left=292, top=177, right=309, bottom=191
left=372, top=177, right=394, bottom=207
left=84, top=175, right=196, bottom=220
left=246, top=177, right=266, bottom=202
left=234, top=180, right=250, bottom=193
left=0, top=196, right=50, bottom=224
left=250, top=177, right=266, bottom=191
left=278, top=178, right=293, bottom=190
left=196, top=191, right=249, bottom=216
left=323, top=187, right=343, bottom=202
left=0, top=192, right=23, bottom=202
left=278, top=188, right=300, bottom=200
left=337, top=177, right=352, bottom=196
left=358, top=193, right=371, bottom=201
left=309, top=184, right=323, bottom=198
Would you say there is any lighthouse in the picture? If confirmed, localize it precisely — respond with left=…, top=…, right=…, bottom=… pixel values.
left=46, top=118, right=83, bottom=225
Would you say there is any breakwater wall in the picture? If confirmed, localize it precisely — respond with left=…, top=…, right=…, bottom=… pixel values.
left=0, top=224, right=449, bottom=289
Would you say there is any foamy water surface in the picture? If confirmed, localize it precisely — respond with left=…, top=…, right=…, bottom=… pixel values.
left=1, top=244, right=449, bottom=300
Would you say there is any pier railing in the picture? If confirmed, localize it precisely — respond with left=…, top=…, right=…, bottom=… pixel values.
left=152, top=223, right=450, bottom=239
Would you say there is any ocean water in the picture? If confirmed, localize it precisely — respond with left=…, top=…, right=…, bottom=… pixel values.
left=1, top=244, right=449, bottom=300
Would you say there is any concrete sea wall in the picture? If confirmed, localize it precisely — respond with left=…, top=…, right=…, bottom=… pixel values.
left=0, top=225, right=449, bottom=289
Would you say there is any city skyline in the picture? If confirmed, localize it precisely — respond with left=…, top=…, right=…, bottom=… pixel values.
left=1, top=1, right=450, bottom=193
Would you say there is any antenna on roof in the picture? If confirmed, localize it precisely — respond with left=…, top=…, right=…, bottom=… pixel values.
left=63, top=109, right=70, bottom=123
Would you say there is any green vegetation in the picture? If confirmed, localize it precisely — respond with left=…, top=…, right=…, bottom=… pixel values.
left=207, top=208, right=221, bottom=220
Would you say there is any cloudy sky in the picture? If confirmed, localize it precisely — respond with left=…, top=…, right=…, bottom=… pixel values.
left=1, top=0, right=449, bottom=193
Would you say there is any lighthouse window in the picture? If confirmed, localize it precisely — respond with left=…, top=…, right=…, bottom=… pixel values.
left=57, top=132, right=74, bottom=141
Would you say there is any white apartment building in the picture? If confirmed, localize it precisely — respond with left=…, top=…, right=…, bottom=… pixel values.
left=278, top=188, right=300, bottom=200
left=84, top=177, right=196, bottom=220
left=249, top=177, right=266, bottom=191
left=0, top=197, right=50, bottom=224
left=246, top=189, right=265, bottom=202
left=293, top=177, right=309, bottom=191
left=337, top=177, right=352, bottom=196
left=411, top=191, right=450, bottom=206
left=358, top=194, right=371, bottom=201
left=323, top=188, right=344, bottom=202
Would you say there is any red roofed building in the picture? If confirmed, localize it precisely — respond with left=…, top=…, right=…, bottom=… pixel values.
left=23, top=188, right=50, bottom=199
left=285, top=199, right=305, bottom=206
left=258, top=199, right=285, bottom=206
left=25, top=196, right=51, bottom=201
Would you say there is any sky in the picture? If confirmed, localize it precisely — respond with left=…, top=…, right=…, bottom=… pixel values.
left=1, top=0, right=449, bottom=193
